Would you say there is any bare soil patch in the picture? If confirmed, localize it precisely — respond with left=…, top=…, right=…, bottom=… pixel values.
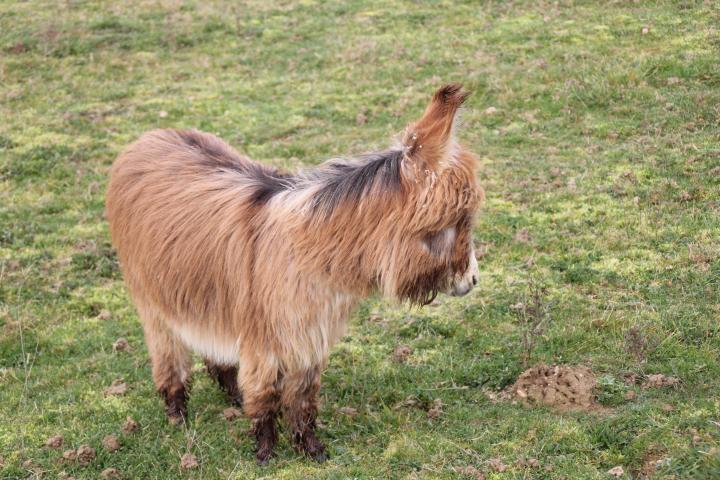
left=511, top=364, right=599, bottom=412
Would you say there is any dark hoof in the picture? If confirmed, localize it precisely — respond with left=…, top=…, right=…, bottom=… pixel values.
left=167, top=413, right=185, bottom=426
left=253, top=415, right=277, bottom=466
left=230, top=393, right=243, bottom=407
left=162, top=386, right=188, bottom=426
left=256, top=448, right=272, bottom=466
left=165, top=402, right=187, bottom=425
left=309, top=449, right=328, bottom=463
left=295, top=431, right=327, bottom=463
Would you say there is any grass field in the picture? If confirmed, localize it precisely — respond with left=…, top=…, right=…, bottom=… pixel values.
left=1, top=0, right=719, bottom=478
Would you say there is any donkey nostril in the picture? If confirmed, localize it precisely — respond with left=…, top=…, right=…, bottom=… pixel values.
left=472, top=275, right=477, bottom=286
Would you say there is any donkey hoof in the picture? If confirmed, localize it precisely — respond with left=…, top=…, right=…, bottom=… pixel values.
left=256, top=447, right=273, bottom=466
left=310, top=449, right=328, bottom=463
left=167, top=413, right=185, bottom=426
left=301, top=437, right=328, bottom=463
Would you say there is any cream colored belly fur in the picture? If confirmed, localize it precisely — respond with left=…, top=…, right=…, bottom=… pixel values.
left=174, top=323, right=240, bottom=366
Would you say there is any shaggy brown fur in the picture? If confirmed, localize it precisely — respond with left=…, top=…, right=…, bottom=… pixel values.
left=105, top=84, right=483, bottom=464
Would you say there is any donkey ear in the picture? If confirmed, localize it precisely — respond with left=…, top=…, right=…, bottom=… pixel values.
left=401, top=83, right=469, bottom=171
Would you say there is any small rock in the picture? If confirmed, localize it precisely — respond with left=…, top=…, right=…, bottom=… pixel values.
left=158, top=111, right=168, bottom=118
left=667, top=77, right=680, bottom=86
left=454, top=465, right=485, bottom=479
left=102, top=434, right=121, bottom=452
left=567, top=178, right=577, bottom=192
left=518, top=457, right=541, bottom=468
left=393, top=345, right=413, bottom=362
left=484, top=106, right=498, bottom=115
left=622, top=171, right=636, bottom=182
left=101, top=467, right=121, bottom=479
left=339, top=406, right=358, bottom=417
left=641, top=26, right=649, bottom=35
left=180, top=453, right=198, bottom=469
left=112, top=338, right=129, bottom=352
left=97, top=310, right=112, bottom=321
left=608, top=465, right=624, bottom=477
left=427, top=399, right=443, bottom=419
left=105, top=380, right=129, bottom=396
left=45, top=434, right=63, bottom=449
left=624, top=390, right=636, bottom=400
left=642, top=374, right=680, bottom=389
left=662, top=403, right=674, bottom=412
left=622, top=373, right=638, bottom=385
left=122, top=416, right=139, bottom=433
left=520, top=111, right=537, bottom=124
left=76, top=444, right=96, bottom=465
left=487, top=458, right=507, bottom=472
left=356, top=112, right=368, bottom=126
left=222, top=407, right=242, bottom=421
left=394, top=396, right=418, bottom=409
left=514, top=228, right=531, bottom=243
left=62, top=449, right=77, bottom=461
left=692, top=434, right=702, bottom=445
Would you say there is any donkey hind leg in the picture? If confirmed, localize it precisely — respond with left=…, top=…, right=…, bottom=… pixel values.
left=239, top=353, right=282, bottom=465
left=139, top=307, right=192, bottom=425
left=204, top=359, right=242, bottom=406
left=282, top=365, right=327, bottom=462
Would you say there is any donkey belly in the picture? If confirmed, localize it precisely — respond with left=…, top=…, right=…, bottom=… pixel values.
left=174, top=322, right=240, bottom=366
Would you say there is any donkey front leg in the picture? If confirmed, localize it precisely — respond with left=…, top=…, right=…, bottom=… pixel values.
left=281, top=366, right=327, bottom=462
left=139, top=307, right=192, bottom=425
left=239, top=353, right=282, bottom=465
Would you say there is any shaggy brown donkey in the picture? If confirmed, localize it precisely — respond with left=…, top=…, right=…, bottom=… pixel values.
left=106, top=84, right=483, bottom=464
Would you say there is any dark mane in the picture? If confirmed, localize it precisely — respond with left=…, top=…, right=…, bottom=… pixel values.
left=175, top=129, right=297, bottom=205
left=309, top=149, right=404, bottom=216
left=247, top=166, right=297, bottom=205
left=173, top=129, right=403, bottom=211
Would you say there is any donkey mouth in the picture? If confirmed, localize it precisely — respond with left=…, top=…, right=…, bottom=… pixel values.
left=447, top=281, right=475, bottom=297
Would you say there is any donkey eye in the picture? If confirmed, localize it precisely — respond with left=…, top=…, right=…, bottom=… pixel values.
left=422, top=226, right=456, bottom=256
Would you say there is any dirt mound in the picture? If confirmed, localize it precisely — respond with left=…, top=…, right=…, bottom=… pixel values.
left=512, top=364, right=598, bottom=412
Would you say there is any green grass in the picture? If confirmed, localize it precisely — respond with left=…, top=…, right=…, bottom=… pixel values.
left=1, top=0, right=719, bottom=478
